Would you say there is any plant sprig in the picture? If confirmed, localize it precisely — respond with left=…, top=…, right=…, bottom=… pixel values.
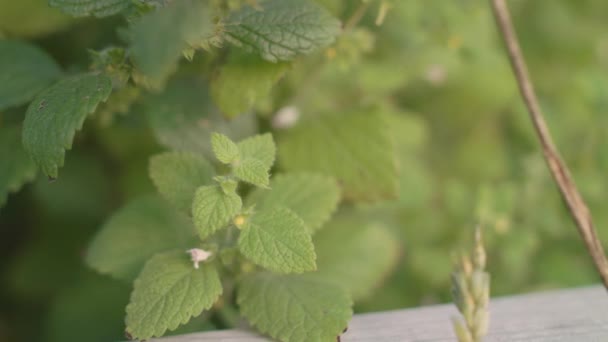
left=451, top=225, right=490, bottom=342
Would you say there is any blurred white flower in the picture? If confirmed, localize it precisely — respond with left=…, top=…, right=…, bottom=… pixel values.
left=186, top=248, right=212, bottom=269
left=272, top=105, right=300, bottom=129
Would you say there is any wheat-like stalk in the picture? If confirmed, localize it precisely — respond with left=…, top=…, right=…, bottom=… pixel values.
left=451, top=226, right=490, bottom=342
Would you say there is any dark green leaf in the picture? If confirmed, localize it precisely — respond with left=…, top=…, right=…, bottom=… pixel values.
left=49, top=0, right=131, bottom=17
left=0, top=40, right=61, bottom=110
left=0, top=125, right=37, bottom=208
left=224, top=0, right=341, bottom=62
left=22, top=73, right=112, bottom=178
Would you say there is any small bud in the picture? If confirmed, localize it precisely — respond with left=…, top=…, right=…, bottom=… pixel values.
left=234, top=215, right=246, bottom=228
left=186, top=248, right=212, bottom=269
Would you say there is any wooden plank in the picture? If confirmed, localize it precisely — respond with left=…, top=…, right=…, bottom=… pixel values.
left=154, top=285, right=608, bottom=341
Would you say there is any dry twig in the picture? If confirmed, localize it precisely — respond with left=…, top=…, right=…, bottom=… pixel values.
left=490, top=0, right=608, bottom=289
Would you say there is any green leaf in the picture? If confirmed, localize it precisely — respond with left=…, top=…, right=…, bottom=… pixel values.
left=246, top=173, right=340, bottom=233
left=149, top=152, right=215, bottom=213
left=46, top=273, right=131, bottom=342
left=22, top=73, right=112, bottom=179
left=0, top=125, right=37, bottom=208
left=238, top=272, right=352, bottom=342
left=192, top=185, right=242, bottom=240
left=233, top=158, right=270, bottom=188
left=238, top=206, right=316, bottom=273
left=125, top=250, right=222, bottom=340
left=223, top=0, right=342, bottom=62
left=130, top=0, right=213, bottom=85
left=0, top=40, right=62, bottom=110
left=86, top=196, right=193, bottom=281
left=145, top=77, right=258, bottom=158
left=237, top=133, right=276, bottom=169
left=211, top=54, right=288, bottom=117
left=0, top=0, right=73, bottom=38
left=312, top=214, right=400, bottom=300
left=211, top=132, right=240, bottom=164
left=278, top=111, right=398, bottom=202
left=49, top=0, right=130, bottom=17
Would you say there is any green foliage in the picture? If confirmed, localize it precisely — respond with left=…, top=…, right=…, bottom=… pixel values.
left=192, top=185, right=242, bottom=240
left=3, top=0, right=608, bottom=341
left=233, top=157, right=270, bottom=187
left=129, top=0, right=213, bottom=86
left=238, top=272, right=352, bottom=342
left=22, top=74, right=112, bottom=178
left=223, top=0, right=342, bottom=62
left=247, top=173, right=340, bottom=233
left=49, top=0, right=131, bottom=18
left=211, top=54, right=288, bottom=117
left=0, top=126, right=37, bottom=207
left=279, top=111, right=398, bottom=201
left=238, top=206, right=316, bottom=273
left=125, top=250, right=222, bottom=340
left=144, top=77, right=258, bottom=158
left=86, top=196, right=193, bottom=281
left=237, top=133, right=276, bottom=171
left=211, top=132, right=240, bottom=164
left=312, top=214, right=400, bottom=300
left=0, top=40, right=62, bottom=110
left=149, top=151, right=215, bottom=212
left=0, top=0, right=73, bottom=37
left=45, top=273, right=131, bottom=342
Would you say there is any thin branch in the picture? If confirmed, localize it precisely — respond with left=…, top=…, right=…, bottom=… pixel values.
left=490, top=0, right=608, bottom=289
left=344, top=1, right=371, bottom=32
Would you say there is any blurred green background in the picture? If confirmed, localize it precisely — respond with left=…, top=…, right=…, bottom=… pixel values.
left=2, top=0, right=608, bottom=341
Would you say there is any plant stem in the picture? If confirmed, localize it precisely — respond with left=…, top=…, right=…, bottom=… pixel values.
left=344, top=1, right=371, bottom=32
left=489, top=0, right=608, bottom=289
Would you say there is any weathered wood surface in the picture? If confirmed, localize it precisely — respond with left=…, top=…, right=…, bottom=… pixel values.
left=155, top=285, right=608, bottom=341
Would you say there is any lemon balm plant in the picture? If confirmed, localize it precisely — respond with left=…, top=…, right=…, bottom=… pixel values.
left=0, top=0, right=402, bottom=341
left=89, top=132, right=352, bottom=340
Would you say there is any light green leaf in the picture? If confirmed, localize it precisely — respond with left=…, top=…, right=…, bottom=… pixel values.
left=0, top=40, right=62, bottom=110
left=246, top=173, right=340, bottom=233
left=211, top=132, right=240, bottom=164
left=0, top=126, right=37, bottom=208
left=125, top=250, right=222, bottom=340
left=145, top=77, right=258, bottom=158
left=237, top=133, right=276, bottom=169
left=86, top=196, right=193, bottom=281
left=224, top=0, right=341, bottom=62
left=211, top=54, right=288, bottom=117
left=233, top=158, right=270, bottom=188
left=192, top=185, right=242, bottom=240
left=49, top=0, right=130, bottom=17
left=312, top=214, right=400, bottom=300
left=149, top=152, right=215, bottom=213
left=238, top=206, right=316, bottom=273
left=130, top=0, right=213, bottom=85
left=22, top=73, right=112, bottom=179
left=217, top=177, right=238, bottom=195
left=238, top=272, right=352, bottom=342
left=279, top=111, right=398, bottom=202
